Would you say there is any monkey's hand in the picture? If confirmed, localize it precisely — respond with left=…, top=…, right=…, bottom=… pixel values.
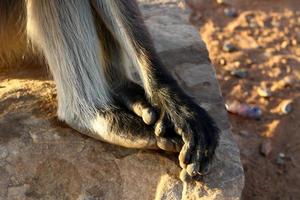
left=152, top=85, right=220, bottom=181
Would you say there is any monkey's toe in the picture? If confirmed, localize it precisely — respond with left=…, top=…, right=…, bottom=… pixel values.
left=115, top=81, right=158, bottom=125
left=142, top=107, right=157, bottom=125
left=131, top=102, right=157, bottom=125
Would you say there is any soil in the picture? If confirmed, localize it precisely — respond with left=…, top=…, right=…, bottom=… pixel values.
left=187, top=0, right=300, bottom=199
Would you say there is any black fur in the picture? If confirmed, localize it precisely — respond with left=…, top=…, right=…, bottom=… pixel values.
left=106, top=0, right=220, bottom=177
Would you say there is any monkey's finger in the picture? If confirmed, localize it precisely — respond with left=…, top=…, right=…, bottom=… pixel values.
left=178, top=126, right=196, bottom=167
left=180, top=168, right=192, bottom=182
left=178, top=143, right=194, bottom=169
left=198, top=135, right=216, bottom=176
left=156, top=136, right=183, bottom=152
left=175, top=127, right=183, bottom=136
left=186, top=147, right=201, bottom=177
left=187, top=129, right=208, bottom=178
left=180, top=166, right=204, bottom=183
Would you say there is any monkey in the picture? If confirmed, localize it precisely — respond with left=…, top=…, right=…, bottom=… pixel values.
left=0, top=0, right=219, bottom=181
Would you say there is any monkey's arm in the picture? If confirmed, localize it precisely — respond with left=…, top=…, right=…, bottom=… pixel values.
left=91, top=0, right=220, bottom=180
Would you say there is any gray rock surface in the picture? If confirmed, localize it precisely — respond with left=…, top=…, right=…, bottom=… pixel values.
left=0, top=0, right=244, bottom=199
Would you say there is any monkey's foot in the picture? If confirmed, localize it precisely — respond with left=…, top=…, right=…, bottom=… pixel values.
left=152, top=87, right=220, bottom=181
left=65, top=105, right=182, bottom=152
left=114, top=82, right=157, bottom=125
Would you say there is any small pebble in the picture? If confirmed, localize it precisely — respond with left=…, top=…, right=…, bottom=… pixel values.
left=271, top=76, right=295, bottom=91
left=0, top=146, right=8, bottom=159
left=280, top=100, right=293, bottom=114
left=219, top=58, right=227, bottom=66
left=233, top=61, right=241, bottom=67
left=281, top=58, right=288, bottom=64
left=282, top=76, right=295, bottom=86
left=257, top=87, right=271, bottom=98
left=281, top=41, right=289, bottom=49
left=263, top=18, right=273, bottom=28
left=223, top=42, right=237, bottom=52
left=231, top=69, right=248, bottom=78
left=247, top=106, right=262, bottom=120
left=216, top=0, right=227, bottom=5
left=224, top=76, right=231, bottom=81
left=278, top=152, right=286, bottom=158
left=260, top=140, right=272, bottom=156
left=249, top=22, right=259, bottom=28
left=239, top=130, right=250, bottom=137
left=291, top=39, right=298, bottom=46
left=224, top=7, right=238, bottom=18
left=217, top=34, right=224, bottom=40
left=217, top=0, right=232, bottom=5
left=245, top=59, right=253, bottom=66
left=276, top=152, right=286, bottom=165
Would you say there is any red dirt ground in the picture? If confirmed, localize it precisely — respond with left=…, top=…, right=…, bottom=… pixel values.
left=187, top=0, right=300, bottom=199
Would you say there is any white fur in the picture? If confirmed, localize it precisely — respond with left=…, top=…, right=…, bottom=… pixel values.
left=92, top=0, right=153, bottom=96
left=90, top=114, right=154, bottom=149
left=26, top=0, right=111, bottom=126
left=90, top=114, right=110, bottom=140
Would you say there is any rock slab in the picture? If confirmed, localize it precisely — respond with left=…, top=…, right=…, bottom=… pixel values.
left=0, top=0, right=244, bottom=199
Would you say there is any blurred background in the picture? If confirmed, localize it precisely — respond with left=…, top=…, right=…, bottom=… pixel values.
left=186, top=0, right=300, bottom=199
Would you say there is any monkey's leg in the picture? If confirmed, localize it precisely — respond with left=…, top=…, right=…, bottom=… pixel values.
left=92, top=0, right=220, bottom=179
left=94, top=15, right=157, bottom=125
left=93, top=12, right=182, bottom=150
left=25, top=0, right=181, bottom=151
